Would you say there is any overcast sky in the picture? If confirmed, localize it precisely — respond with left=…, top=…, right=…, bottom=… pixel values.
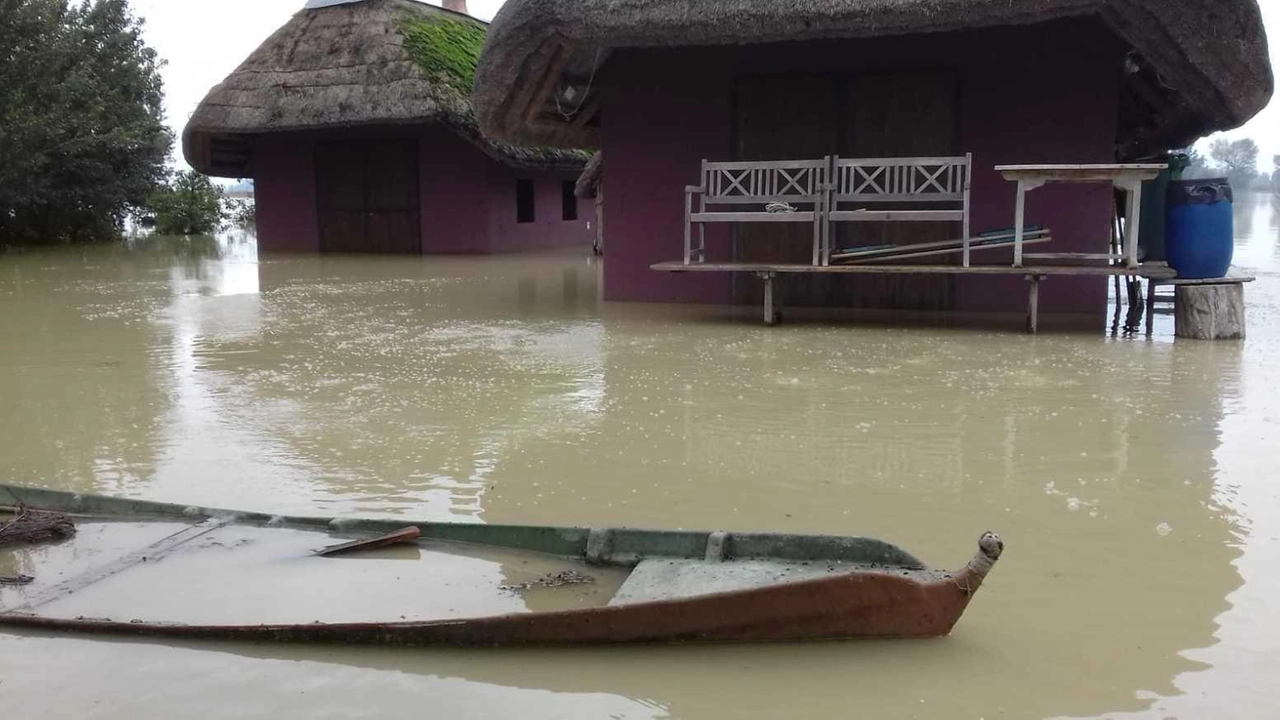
left=134, top=0, right=1280, bottom=170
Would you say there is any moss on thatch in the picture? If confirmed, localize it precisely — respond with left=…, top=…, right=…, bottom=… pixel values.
left=397, top=13, right=486, bottom=94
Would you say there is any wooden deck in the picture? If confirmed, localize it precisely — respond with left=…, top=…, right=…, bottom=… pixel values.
left=651, top=261, right=1176, bottom=278
left=651, top=260, right=1178, bottom=332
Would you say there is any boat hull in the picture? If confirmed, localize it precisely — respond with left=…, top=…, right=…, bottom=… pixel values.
left=0, top=483, right=1000, bottom=647
left=0, top=568, right=975, bottom=646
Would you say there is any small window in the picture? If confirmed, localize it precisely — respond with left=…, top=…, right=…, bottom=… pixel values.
left=516, top=179, right=535, bottom=223
left=561, top=181, right=578, bottom=221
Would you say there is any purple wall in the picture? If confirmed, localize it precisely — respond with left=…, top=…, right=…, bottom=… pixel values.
left=252, top=138, right=318, bottom=252
left=600, top=73, right=734, bottom=303
left=487, top=163, right=592, bottom=253
left=419, top=127, right=490, bottom=253
left=598, top=18, right=1127, bottom=315
left=250, top=126, right=588, bottom=255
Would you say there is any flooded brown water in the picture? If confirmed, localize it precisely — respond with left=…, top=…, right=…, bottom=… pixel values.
left=1, top=195, right=1279, bottom=718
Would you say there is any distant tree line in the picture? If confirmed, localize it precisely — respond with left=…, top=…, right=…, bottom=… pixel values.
left=1184, top=138, right=1278, bottom=193
left=0, top=0, right=172, bottom=244
left=0, top=0, right=234, bottom=246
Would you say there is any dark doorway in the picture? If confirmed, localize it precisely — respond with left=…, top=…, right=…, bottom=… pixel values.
left=734, top=71, right=958, bottom=310
left=561, top=181, right=578, bottom=221
left=316, top=140, right=421, bottom=254
left=516, top=179, right=536, bottom=223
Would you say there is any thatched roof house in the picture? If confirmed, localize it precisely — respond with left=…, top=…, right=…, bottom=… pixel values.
left=184, top=0, right=586, bottom=177
left=469, top=0, right=1271, bottom=317
left=473, top=0, right=1272, bottom=153
left=183, top=0, right=591, bottom=255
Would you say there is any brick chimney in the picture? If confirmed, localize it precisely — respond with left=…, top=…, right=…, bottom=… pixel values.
left=442, top=0, right=468, bottom=14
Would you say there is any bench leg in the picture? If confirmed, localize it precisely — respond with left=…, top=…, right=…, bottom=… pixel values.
left=1026, top=275, right=1043, bottom=334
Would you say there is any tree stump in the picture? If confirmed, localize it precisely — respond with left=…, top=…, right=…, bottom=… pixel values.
left=1175, top=283, right=1245, bottom=340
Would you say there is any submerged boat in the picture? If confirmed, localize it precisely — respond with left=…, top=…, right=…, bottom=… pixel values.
left=0, top=483, right=1002, bottom=647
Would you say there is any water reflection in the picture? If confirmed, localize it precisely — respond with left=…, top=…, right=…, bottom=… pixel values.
left=0, top=198, right=1277, bottom=717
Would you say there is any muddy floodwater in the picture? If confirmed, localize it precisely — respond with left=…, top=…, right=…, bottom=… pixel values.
left=1, top=195, right=1279, bottom=718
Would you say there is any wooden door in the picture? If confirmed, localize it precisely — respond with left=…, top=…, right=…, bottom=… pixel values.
left=316, top=143, right=368, bottom=253
left=316, top=140, right=421, bottom=254
left=735, top=75, right=841, bottom=265
left=733, top=71, right=958, bottom=309
left=840, top=72, right=958, bottom=311
left=365, top=140, right=421, bottom=254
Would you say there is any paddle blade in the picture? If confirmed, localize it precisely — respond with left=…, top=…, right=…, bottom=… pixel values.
left=316, top=527, right=421, bottom=557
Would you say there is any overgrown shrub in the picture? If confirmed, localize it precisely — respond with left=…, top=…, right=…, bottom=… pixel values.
left=145, top=171, right=224, bottom=235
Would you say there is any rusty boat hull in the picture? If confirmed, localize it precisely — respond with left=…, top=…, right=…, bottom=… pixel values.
left=0, top=483, right=1002, bottom=647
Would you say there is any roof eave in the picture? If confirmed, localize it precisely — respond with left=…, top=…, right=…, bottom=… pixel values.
left=473, top=0, right=1273, bottom=151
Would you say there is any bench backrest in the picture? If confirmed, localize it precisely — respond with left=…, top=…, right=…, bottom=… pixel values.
left=831, top=155, right=971, bottom=205
left=700, top=159, right=829, bottom=205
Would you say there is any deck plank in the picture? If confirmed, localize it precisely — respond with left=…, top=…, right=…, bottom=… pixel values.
left=652, top=261, right=1177, bottom=278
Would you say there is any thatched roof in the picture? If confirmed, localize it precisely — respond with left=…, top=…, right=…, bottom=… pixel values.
left=472, top=0, right=1273, bottom=154
left=183, top=0, right=589, bottom=178
left=574, top=151, right=602, bottom=199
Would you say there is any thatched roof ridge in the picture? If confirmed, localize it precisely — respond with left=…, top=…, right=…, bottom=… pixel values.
left=574, top=151, right=602, bottom=199
left=183, top=0, right=588, bottom=178
left=472, top=0, right=1272, bottom=151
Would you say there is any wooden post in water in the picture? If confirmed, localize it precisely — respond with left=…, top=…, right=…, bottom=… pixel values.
left=1025, top=275, right=1045, bottom=334
left=1175, top=283, right=1245, bottom=340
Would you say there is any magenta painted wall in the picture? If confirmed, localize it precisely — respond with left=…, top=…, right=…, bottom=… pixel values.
left=252, top=138, right=318, bottom=252
left=600, top=71, right=734, bottom=304
left=249, top=126, right=587, bottom=255
left=418, top=127, right=490, bottom=253
left=598, top=18, right=1127, bottom=315
left=487, top=163, right=592, bottom=253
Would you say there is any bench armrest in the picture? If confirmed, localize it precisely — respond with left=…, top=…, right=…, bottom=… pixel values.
left=685, top=185, right=704, bottom=194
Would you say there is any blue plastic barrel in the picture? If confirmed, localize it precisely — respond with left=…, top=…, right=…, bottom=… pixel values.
left=1165, top=178, right=1233, bottom=279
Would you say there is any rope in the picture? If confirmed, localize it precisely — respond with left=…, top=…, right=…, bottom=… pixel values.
left=966, top=551, right=997, bottom=576
left=766, top=202, right=798, bottom=214
left=554, top=49, right=603, bottom=122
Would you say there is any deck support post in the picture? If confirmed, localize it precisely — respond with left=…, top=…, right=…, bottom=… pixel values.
left=1025, top=274, right=1045, bottom=334
left=1145, top=278, right=1158, bottom=336
left=758, top=271, right=781, bottom=326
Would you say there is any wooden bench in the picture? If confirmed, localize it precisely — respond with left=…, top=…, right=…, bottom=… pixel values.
left=826, top=155, right=972, bottom=266
left=684, top=159, right=829, bottom=265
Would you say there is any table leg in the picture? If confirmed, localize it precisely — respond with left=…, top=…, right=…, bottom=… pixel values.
left=1121, top=180, right=1142, bottom=269
left=1013, top=179, right=1026, bottom=267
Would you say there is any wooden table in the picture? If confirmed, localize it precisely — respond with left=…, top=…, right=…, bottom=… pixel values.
left=995, top=164, right=1166, bottom=269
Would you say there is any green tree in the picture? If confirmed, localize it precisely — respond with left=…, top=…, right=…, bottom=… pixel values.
left=0, top=0, right=171, bottom=245
left=145, top=170, right=224, bottom=235
left=1208, top=137, right=1259, bottom=189
left=1182, top=147, right=1212, bottom=179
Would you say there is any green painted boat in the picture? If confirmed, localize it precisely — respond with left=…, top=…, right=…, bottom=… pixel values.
left=0, top=483, right=1002, bottom=647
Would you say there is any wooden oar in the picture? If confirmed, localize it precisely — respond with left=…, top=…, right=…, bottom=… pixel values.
left=316, top=527, right=421, bottom=557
